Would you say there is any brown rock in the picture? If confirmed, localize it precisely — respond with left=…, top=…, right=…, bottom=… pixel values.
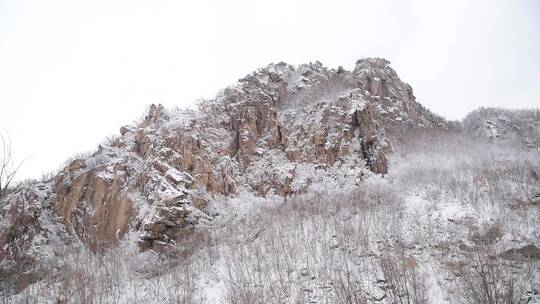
left=1, top=58, right=449, bottom=278
left=52, top=161, right=133, bottom=251
left=501, top=245, right=540, bottom=260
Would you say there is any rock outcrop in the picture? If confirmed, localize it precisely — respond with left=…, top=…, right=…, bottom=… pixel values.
left=0, top=58, right=447, bottom=294
left=52, top=156, right=133, bottom=251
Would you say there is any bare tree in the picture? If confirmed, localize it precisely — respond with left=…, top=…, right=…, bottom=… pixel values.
left=0, top=132, right=25, bottom=198
left=455, top=246, right=525, bottom=304
left=379, top=242, right=428, bottom=304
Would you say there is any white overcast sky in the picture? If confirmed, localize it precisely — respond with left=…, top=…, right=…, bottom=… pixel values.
left=1, top=0, right=539, bottom=181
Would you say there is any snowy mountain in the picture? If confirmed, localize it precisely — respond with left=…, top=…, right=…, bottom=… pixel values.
left=1, top=59, right=539, bottom=303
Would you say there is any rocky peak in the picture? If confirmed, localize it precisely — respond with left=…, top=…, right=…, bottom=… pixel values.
left=0, top=58, right=447, bottom=293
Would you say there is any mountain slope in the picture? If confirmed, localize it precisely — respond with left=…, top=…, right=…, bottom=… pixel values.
left=1, top=59, right=539, bottom=303
left=463, top=107, right=540, bottom=149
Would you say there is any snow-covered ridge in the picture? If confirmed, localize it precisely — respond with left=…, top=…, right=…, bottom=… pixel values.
left=0, top=58, right=442, bottom=292
left=1, top=59, right=539, bottom=303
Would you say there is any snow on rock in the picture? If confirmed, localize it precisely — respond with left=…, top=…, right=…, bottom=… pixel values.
left=0, top=58, right=469, bottom=297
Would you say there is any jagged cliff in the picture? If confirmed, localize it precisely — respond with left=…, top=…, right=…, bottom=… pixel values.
left=0, top=58, right=447, bottom=293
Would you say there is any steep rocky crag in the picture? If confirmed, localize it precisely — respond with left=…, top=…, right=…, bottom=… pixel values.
left=0, top=58, right=447, bottom=293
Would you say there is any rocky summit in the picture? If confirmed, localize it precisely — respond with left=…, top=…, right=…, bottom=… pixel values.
left=1, top=59, right=539, bottom=303
left=1, top=58, right=443, bottom=258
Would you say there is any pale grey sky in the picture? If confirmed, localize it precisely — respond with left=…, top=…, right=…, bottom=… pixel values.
left=1, top=0, right=539, bottom=181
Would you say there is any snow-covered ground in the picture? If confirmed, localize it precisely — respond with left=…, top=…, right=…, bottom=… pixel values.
left=7, top=129, right=539, bottom=304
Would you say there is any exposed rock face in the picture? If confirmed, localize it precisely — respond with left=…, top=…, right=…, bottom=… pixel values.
left=0, top=183, right=54, bottom=293
left=353, top=101, right=391, bottom=174
left=52, top=157, right=133, bottom=251
left=354, top=58, right=445, bottom=129
left=0, top=58, right=447, bottom=294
